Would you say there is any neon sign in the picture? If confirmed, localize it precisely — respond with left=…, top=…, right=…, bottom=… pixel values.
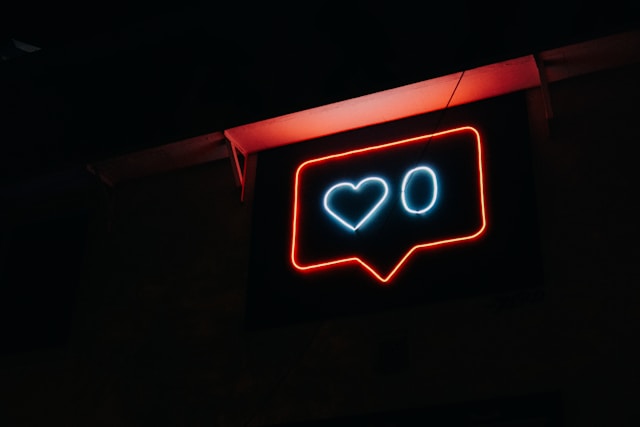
left=400, top=166, right=438, bottom=215
left=245, top=93, right=544, bottom=329
left=291, top=126, right=487, bottom=284
left=323, top=177, right=389, bottom=231
left=322, top=166, right=438, bottom=232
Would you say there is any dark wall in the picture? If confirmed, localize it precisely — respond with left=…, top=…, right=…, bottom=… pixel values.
left=1, top=60, right=639, bottom=426
left=2, top=2, right=639, bottom=186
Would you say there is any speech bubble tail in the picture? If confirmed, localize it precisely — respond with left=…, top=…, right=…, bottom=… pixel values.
left=355, top=226, right=488, bottom=283
left=355, top=255, right=412, bottom=284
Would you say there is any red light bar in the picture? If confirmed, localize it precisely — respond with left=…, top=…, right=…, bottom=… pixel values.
left=224, top=55, right=539, bottom=155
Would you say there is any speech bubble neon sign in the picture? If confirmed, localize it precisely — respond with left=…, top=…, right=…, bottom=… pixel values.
left=291, top=126, right=487, bottom=284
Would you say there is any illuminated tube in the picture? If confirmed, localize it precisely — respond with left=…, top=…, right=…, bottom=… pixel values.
left=323, top=177, right=389, bottom=231
left=291, top=126, right=487, bottom=284
left=401, top=166, right=438, bottom=214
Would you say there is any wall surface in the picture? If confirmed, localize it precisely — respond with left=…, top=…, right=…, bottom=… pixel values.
left=1, top=61, right=639, bottom=426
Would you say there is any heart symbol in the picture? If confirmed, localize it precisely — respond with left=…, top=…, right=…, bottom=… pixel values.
left=323, top=177, right=389, bottom=231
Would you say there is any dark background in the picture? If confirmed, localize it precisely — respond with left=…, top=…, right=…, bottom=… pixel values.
left=1, top=2, right=639, bottom=426
left=1, top=1, right=639, bottom=183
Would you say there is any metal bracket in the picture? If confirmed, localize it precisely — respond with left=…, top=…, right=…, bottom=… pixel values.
left=534, top=53, right=554, bottom=123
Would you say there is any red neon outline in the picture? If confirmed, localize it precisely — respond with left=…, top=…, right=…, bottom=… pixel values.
left=290, top=126, right=487, bottom=284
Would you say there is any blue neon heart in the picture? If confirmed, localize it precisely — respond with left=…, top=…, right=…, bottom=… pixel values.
left=323, top=177, right=389, bottom=231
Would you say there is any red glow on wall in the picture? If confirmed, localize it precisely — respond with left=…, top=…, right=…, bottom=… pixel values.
left=223, top=56, right=539, bottom=201
left=291, top=126, right=487, bottom=284
left=224, top=56, right=538, bottom=156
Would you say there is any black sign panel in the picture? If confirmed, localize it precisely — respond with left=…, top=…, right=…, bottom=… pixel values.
left=246, top=92, right=543, bottom=329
